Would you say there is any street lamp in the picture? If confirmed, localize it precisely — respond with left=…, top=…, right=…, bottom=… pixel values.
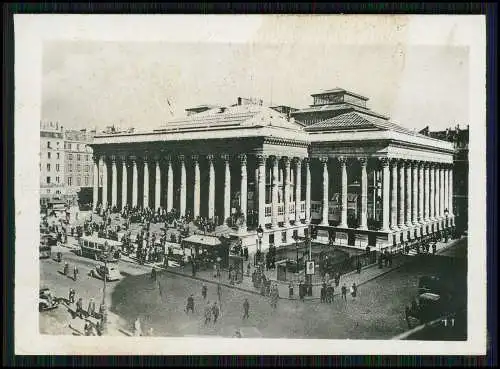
left=100, top=241, right=110, bottom=335
left=293, top=234, right=300, bottom=275
left=256, top=224, right=263, bottom=264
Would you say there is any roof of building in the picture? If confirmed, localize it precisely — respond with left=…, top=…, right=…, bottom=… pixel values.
left=292, top=103, right=389, bottom=120
left=182, top=234, right=222, bottom=246
left=185, top=104, right=221, bottom=111
left=154, top=104, right=304, bottom=133
left=310, top=88, right=369, bottom=100
left=305, top=110, right=419, bottom=136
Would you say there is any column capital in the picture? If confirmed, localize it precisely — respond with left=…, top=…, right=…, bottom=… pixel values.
left=110, top=155, right=117, bottom=163
left=100, top=154, right=107, bottom=162
left=220, top=153, right=231, bottom=162
left=178, top=154, right=185, bottom=163
left=269, top=155, right=279, bottom=165
left=357, top=156, right=368, bottom=166
left=319, top=156, right=329, bottom=164
left=293, top=157, right=302, bottom=166
left=207, top=154, right=215, bottom=162
left=120, top=154, right=127, bottom=162
left=164, top=154, right=172, bottom=163
left=191, top=154, right=199, bottom=163
left=380, top=157, right=390, bottom=167
left=153, top=155, right=160, bottom=163
left=143, top=152, right=150, bottom=162
left=337, top=156, right=347, bottom=165
left=303, top=157, right=310, bottom=166
left=256, top=154, right=267, bottom=166
left=92, top=153, right=100, bottom=162
left=129, top=155, right=137, bottom=162
left=282, top=156, right=290, bottom=166
left=238, top=153, right=247, bottom=165
left=402, top=159, right=411, bottom=168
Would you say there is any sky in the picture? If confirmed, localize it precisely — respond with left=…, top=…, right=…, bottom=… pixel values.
left=41, top=40, right=469, bottom=133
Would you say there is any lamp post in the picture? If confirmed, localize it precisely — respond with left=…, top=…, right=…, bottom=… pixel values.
left=256, top=224, right=263, bottom=265
left=444, top=208, right=449, bottom=241
left=100, top=241, right=110, bottom=335
left=293, top=234, right=300, bottom=275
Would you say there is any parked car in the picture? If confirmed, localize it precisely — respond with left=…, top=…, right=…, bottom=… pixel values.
left=89, top=265, right=122, bottom=281
left=39, top=287, right=59, bottom=312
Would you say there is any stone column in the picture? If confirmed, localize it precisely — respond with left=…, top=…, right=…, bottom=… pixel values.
left=405, top=160, right=412, bottom=227
left=398, top=160, right=405, bottom=228
left=339, top=156, right=348, bottom=228
left=305, top=158, right=311, bottom=223
left=435, top=165, right=440, bottom=219
left=121, top=156, right=128, bottom=209
left=208, top=154, right=215, bottom=219
left=166, top=156, right=173, bottom=212
left=418, top=162, right=424, bottom=223
left=271, top=156, right=279, bottom=228
left=359, top=157, right=368, bottom=230
left=179, top=155, right=186, bottom=217
left=443, top=166, right=448, bottom=215
left=440, top=165, right=445, bottom=219
left=411, top=161, right=418, bottom=225
left=294, top=158, right=302, bottom=223
left=101, top=155, right=108, bottom=209
left=448, top=166, right=454, bottom=218
left=424, top=163, right=430, bottom=221
left=111, top=155, right=118, bottom=208
left=92, top=155, right=99, bottom=210
left=143, top=156, right=149, bottom=209
left=154, top=157, right=161, bottom=211
left=381, top=158, right=390, bottom=232
left=131, top=156, right=138, bottom=207
left=222, top=154, right=231, bottom=225
left=192, top=155, right=200, bottom=218
left=430, top=163, right=435, bottom=220
left=390, top=159, right=398, bottom=230
left=321, top=157, right=329, bottom=226
left=283, top=156, right=290, bottom=225
left=257, top=155, right=266, bottom=227
left=239, top=154, right=247, bottom=232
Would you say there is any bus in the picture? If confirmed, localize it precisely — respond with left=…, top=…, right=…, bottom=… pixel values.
left=77, top=235, right=122, bottom=262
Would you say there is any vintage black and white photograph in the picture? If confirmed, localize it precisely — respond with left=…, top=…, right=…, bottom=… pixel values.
left=14, top=14, right=486, bottom=355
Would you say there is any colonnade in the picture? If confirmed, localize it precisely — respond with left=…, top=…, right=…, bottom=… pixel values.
left=92, top=153, right=312, bottom=232
left=93, top=153, right=454, bottom=233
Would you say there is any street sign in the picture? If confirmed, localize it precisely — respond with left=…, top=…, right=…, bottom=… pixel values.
left=305, top=261, right=315, bottom=275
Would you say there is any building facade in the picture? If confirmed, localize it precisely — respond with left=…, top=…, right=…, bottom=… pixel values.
left=40, top=121, right=66, bottom=206
left=91, top=88, right=455, bottom=252
left=64, top=129, right=97, bottom=204
left=419, top=124, right=469, bottom=234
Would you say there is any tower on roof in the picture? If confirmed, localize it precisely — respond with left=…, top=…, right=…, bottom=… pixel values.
left=310, top=88, right=369, bottom=108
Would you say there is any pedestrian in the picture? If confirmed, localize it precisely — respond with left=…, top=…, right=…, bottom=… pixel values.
left=151, top=266, right=157, bottom=281
left=212, top=301, right=220, bottom=323
left=299, top=281, right=305, bottom=301
left=202, top=285, right=207, bottom=300
left=335, top=272, right=340, bottom=287
left=186, top=294, right=194, bottom=314
left=68, top=288, right=75, bottom=304
left=351, top=282, right=357, bottom=299
left=76, top=297, right=84, bottom=318
left=247, top=263, right=251, bottom=277
left=63, top=262, right=69, bottom=276
left=356, top=260, right=362, bottom=274
left=432, top=243, right=437, bottom=254
left=242, top=298, right=250, bottom=319
left=134, top=317, right=142, bottom=336
left=213, top=263, right=217, bottom=278
left=204, top=301, right=212, bottom=325
left=341, top=284, right=347, bottom=301
left=288, top=281, right=294, bottom=298
left=87, top=298, right=96, bottom=318
left=73, top=265, right=78, bottom=281
left=320, top=283, right=326, bottom=303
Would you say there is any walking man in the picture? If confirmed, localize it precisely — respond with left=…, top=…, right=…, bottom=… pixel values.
left=204, top=301, right=212, bottom=325
left=341, top=284, right=347, bottom=301
left=351, top=282, right=357, bottom=299
left=202, top=285, right=207, bottom=300
left=242, top=298, right=250, bottom=320
left=73, top=265, right=79, bottom=281
left=76, top=297, right=84, bottom=318
left=87, top=298, right=96, bottom=318
left=212, top=302, right=220, bottom=323
left=186, top=294, right=194, bottom=314
left=68, top=288, right=75, bottom=304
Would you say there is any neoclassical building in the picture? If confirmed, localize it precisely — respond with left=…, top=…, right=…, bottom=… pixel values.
left=90, top=88, right=455, bottom=252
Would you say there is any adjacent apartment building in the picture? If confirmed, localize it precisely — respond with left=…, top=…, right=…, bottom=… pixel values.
left=40, top=121, right=66, bottom=206
left=39, top=121, right=97, bottom=207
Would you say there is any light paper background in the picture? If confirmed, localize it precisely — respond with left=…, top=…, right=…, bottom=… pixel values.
left=14, top=14, right=486, bottom=355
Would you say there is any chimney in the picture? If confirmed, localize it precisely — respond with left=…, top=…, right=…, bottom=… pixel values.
left=237, top=97, right=242, bottom=106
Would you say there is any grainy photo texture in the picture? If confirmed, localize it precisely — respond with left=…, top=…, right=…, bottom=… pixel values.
left=15, top=14, right=486, bottom=355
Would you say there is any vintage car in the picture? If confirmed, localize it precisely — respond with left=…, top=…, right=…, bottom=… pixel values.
left=39, top=287, right=59, bottom=312
left=89, top=264, right=122, bottom=281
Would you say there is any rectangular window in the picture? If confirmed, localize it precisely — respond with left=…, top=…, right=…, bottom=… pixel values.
left=47, top=141, right=51, bottom=149
left=46, top=163, right=50, bottom=172
left=56, top=176, right=60, bottom=183
left=77, top=177, right=81, bottom=186
left=281, top=231, right=287, bottom=243
left=47, top=152, right=51, bottom=159
left=56, top=164, right=60, bottom=172
left=85, top=177, right=89, bottom=186
left=57, top=153, right=60, bottom=159
left=68, top=163, right=72, bottom=172
left=77, top=154, right=81, bottom=161
left=67, top=177, right=72, bottom=186
left=46, top=176, right=51, bottom=184
left=69, top=154, right=73, bottom=160
left=86, top=155, right=89, bottom=161
left=69, top=143, right=72, bottom=150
